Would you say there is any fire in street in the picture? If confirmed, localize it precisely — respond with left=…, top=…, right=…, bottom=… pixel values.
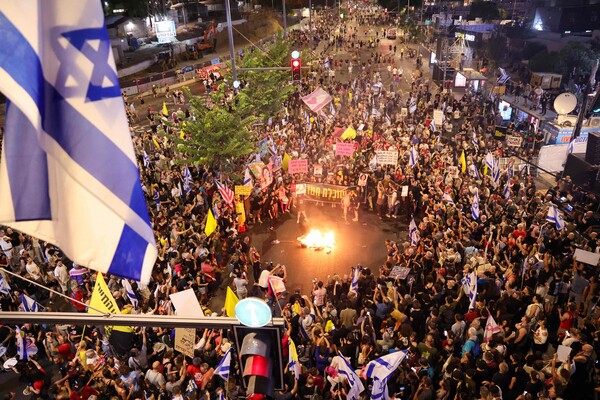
left=297, top=229, right=335, bottom=253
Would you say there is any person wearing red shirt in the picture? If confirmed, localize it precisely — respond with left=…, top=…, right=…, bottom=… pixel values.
left=70, top=286, right=86, bottom=312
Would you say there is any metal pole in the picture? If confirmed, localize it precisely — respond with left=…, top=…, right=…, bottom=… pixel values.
left=282, top=0, right=287, bottom=39
left=573, top=59, right=599, bottom=140
left=225, top=0, right=238, bottom=82
left=0, top=312, right=286, bottom=329
left=309, top=0, right=312, bottom=38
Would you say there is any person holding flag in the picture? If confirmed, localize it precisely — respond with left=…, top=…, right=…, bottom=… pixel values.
left=409, top=216, right=420, bottom=246
left=364, top=351, right=408, bottom=400
left=471, top=189, right=480, bottom=220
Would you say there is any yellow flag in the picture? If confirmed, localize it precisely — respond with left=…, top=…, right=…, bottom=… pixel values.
left=341, top=126, right=356, bottom=140
left=89, top=274, right=133, bottom=333
left=162, top=102, right=168, bottom=116
left=180, top=130, right=185, bottom=139
left=483, top=163, right=488, bottom=175
left=152, top=138, right=160, bottom=149
left=459, top=150, right=467, bottom=173
left=204, top=209, right=217, bottom=236
left=282, top=152, right=291, bottom=171
left=235, top=200, right=246, bottom=226
left=224, top=287, right=239, bottom=317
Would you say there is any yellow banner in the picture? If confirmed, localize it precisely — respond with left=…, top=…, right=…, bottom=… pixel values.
left=89, top=273, right=133, bottom=334
left=235, top=185, right=252, bottom=196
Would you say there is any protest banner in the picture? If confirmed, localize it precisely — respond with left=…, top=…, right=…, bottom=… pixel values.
left=298, top=182, right=351, bottom=203
left=288, top=159, right=308, bottom=174
left=506, top=135, right=523, bottom=147
left=235, top=185, right=252, bottom=196
left=375, top=150, right=399, bottom=166
left=335, top=142, right=355, bottom=157
left=174, top=328, right=196, bottom=358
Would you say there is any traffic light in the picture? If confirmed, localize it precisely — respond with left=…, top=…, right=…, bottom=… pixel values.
left=234, top=326, right=284, bottom=399
left=291, top=57, right=301, bottom=81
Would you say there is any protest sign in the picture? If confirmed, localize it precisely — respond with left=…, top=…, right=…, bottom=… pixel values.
left=235, top=185, right=252, bottom=196
left=288, top=159, right=308, bottom=174
left=375, top=150, right=399, bottom=166
left=335, top=142, right=355, bottom=157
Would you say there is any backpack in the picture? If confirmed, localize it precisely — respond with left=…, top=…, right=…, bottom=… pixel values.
left=469, top=339, right=481, bottom=357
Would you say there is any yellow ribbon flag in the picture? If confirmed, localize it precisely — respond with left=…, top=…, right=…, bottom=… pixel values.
left=152, top=138, right=161, bottom=149
left=483, top=163, right=488, bottom=176
left=224, top=287, right=239, bottom=317
left=235, top=199, right=246, bottom=226
left=88, top=273, right=133, bottom=334
left=282, top=152, right=291, bottom=171
left=459, top=150, right=467, bottom=173
left=179, top=130, right=185, bottom=139
left=341, top=126, right=357, bottom=140
left=204, top=209, right=217, bottom=236
left=162, top=102, right=168, bottom=116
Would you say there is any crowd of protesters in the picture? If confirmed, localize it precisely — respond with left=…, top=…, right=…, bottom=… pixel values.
left=1, top=4, right=600, bottom=400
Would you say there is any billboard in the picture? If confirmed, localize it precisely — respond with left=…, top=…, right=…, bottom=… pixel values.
left=155, top=20, right=177, bottom=43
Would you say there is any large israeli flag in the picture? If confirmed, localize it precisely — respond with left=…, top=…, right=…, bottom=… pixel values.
left=337, top=353, right=364, bottom=400
left=349, top=266, right=360, bottom=293
left=409, top=216, right=420, bottom=246
left=408, top=147, right=418, bottom=168
left=0, top=1, right=157, bottom=283
left=472, top=189, right=480, bottom=220
left=461, top=271, right=478, bottom=309
left=547, top=204, right=566, bottom=230
left=365, top=351, right=407, bottom=400
left=214, top=348, right=232, bottom=381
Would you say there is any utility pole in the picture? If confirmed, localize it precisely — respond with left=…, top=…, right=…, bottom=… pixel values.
left=283, top=0, right=287, bottom=39
left=309, top=0, right=312, bottom=39
left=573, top=59, right=599, bottom=140
left=225, top=0, right=237, bottom=82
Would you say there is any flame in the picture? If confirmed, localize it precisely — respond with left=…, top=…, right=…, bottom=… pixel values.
left=298, top=229, right=335, bottom=251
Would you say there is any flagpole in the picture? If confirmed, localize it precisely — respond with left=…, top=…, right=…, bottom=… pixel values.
left=0, top=267, right=108, bottom=315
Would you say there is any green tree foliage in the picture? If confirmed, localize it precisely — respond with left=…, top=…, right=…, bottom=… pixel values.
left=521, top=42, right=547, bottom=61
left=559, top=42, right=600, bottom=78
left=173, top=33, right=296, bottom=170
left=234, top=33, right=296, bottom=121
left=468, top=1, right=501, bottom=21
left=528, top=50, right=563, bottom=74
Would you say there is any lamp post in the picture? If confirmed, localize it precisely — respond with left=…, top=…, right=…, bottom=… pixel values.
left=224, top=0, right=237, bottom=82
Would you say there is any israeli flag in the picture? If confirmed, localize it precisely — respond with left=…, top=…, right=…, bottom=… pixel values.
left=0, top=1, right=157, bottom=283
left=503, top=181, right=511, bottom=199
left=568, top=140, right=575, bottom=154
left=484, top=151, right=495, bottom=171
left=442, top=193, right=455, bottom=204
left=497, top=68, right=510, bottom=85
left=472, top=189, right=480, bottom=220
left=20, top=293, right=39, bottom=312
left=546, top=204, right=566, bottom=230
left=305, top=113, right=311, bottom=130
left=409, top=216, right=420, bottom=246
left=183, top=166, right=193, bottom=193
left=365, top=351, right=408, bottom=400
left=408, top=147, right=418, bottom=168
left=472, top=131, right=479, bottom=150
left=461, top=271, right=478, bottom=309
left=330, top=102, right=336, bottom=116
left=507, top=164, right=514, bottom=178
left=409, top=97, right=417, bottom=114
left=143, top=151, right=150, bottom=168
left=243, top=167, right=253, bottom=187
left=15, top=326, right=28, bottom=361
left=349, top=266, right=360, bottom=293
left=337, top=353, right=364, bottom=400
left=268, top=135, right=278, bottom=156
left=300, top=137, right=306, bottom=153
left=0, top=273, right=11, bottom=295
left=214, top=348, right=232, bottom=382
left=429, top=118, right=436, bottom=132
left=324, top=56, right=331, bottom=69
left=491, top=158, right=500, bottom=188
left=122, top=279, right=138, bottom=309
left=468, top=164, right=480, bottom=179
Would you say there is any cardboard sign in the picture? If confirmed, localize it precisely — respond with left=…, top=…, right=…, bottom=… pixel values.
left=433, top=109, right=444, bottom=126
left=235, top=185, right=252, bottom=196
left=390, top=266, right=411, bottom=279
left=506, top=135, right=523, bottom=147
left=174, top=328, right=196, bottom=358
left=314, top=164, right=323, bottom=176
left=335, top=142, right=355, bottom=157
left=375, top=150, right=399, bottom=166
left=574, top=249, right=600, bottom=266
left=401, top=108, right=408, bottom=116
left=401, top=185, right=409, bottom=197
left=288, top=159, right=308, bottom=174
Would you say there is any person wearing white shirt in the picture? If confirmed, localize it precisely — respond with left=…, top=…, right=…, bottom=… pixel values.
left=25, top=257, right=42, bottom=282
left=54, top=260, right=70, bottom=293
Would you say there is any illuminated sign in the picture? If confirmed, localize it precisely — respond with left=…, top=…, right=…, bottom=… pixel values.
left=499, top=100, right=513, bottom=120
left=430, top=51, right=437, bottom=64
left=155, top=20, right=177, bottom=43
left=454, top=72, right=467, bottom=87
left=455, top=32, right=475, bottom=42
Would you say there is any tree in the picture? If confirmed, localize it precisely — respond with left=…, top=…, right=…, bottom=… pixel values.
left=528, top=50, right=563, bottom=74
left=234, top=33, right=297, bottom=121
left=468, top=1, right=501, bottom=21
left=173, top=33, right=298, bottom=171
left=558, top=42, right=600, bottom=79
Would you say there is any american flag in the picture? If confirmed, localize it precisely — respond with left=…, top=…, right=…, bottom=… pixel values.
left=311, top=50, right=316, bottom=57
left=215, top=179, right=235, bottom=206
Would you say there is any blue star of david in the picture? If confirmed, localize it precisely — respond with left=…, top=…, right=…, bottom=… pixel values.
left=61, top=27, right=120, bottom=101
